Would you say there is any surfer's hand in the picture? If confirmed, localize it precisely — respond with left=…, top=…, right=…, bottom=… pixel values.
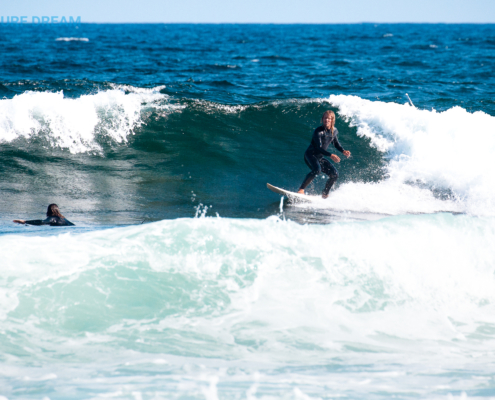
left=343, top=150, right=351, bottom=158
left=13, top=220, right=25, bottom=224
left=330, top=154, right=341, bottom=163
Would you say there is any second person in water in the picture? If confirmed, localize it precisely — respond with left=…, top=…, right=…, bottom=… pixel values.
left=298, top=110, right=351, bottom=198
left=13, top=204, right=75, bottom=226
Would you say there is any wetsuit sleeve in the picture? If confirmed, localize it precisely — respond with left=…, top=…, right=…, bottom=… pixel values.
left=25, top=217, right=57, bottom=226
left=333, top=135, right=345, bottom=153
left=312, top=129, right=333, bottom=157
left=24, top=220, right=44, bottom=226
left=23, top=217, right=74, bottom=226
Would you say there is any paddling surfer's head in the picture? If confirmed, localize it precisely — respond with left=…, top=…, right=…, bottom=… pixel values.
left=46, top=204, right=64, bottom=218
left=321, top=110, right=335, bottom=133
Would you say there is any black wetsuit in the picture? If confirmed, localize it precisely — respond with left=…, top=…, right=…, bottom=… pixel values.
left=24, top=216, right=75, bottom=226
left=298, top=126, right=345, bottom=196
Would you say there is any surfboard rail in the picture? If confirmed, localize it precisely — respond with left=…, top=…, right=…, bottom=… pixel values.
left=266, top=183, right=317, bottom=203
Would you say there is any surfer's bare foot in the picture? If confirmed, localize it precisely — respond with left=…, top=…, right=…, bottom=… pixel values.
left=322, top=194, right=329, bottom=199
left=297, top=189, right=304, bottom=194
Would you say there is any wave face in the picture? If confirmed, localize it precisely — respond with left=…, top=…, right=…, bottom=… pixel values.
left=1, top=89, right=495, bottom=222
left=2, top=216, right=495, bottom=397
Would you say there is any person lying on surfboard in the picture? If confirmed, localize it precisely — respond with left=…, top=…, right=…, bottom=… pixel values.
left=297, top=110, right=351, bottom=199
left=13, top=204, right=75, bottom=226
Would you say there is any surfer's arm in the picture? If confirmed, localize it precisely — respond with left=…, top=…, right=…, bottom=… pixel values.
left=13, top=219, right=44, bottom=225
left=333, top=136, right=345, bottom=153
left=332, top=136, right=351, bottom=157
left=21, top=217, right=57, bottom=226
left=22, top=219, right=45, bottom=225
left=15, top=217, right=74, bottom=226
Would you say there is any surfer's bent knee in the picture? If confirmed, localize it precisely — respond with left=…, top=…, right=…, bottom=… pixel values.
left=310, top=167, right=321, bottom=177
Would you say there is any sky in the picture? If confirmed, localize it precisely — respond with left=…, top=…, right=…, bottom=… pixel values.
left=2, top=0, right=495, bottom=23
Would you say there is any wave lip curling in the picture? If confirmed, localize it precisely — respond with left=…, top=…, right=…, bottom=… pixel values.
left=329, top=95, right=495, bottom=216
left=0, top=86, right=171, bottom=154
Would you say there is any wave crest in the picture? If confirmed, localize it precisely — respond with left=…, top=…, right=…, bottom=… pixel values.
left=328, top=94, right=495, bottom=216
left=0, top=86, right=173, bottom=153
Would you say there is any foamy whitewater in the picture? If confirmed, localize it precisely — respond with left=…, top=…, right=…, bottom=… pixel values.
left=2, top=215, right=495, bottom=398
left=2, top=23, right=495, bottom=399
left=326, top=95, right=495, bottom=216
left=0, top=86, right=171, bottom=153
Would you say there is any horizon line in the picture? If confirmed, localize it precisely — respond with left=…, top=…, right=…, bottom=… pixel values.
left=2, top=21, right=495, bottom=25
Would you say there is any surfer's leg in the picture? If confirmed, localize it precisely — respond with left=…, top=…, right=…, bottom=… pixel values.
left=298, top=153, right=321, bottom=193
left=321, top=159, right=339, bottom=197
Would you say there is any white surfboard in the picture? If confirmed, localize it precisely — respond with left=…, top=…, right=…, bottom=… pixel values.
left=267, top=183, right=318, bottom=203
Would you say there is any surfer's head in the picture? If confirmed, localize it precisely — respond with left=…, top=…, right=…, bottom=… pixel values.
left=321, top=110, right=335, bottom=132
left=46, top=204, right=64, bottom=218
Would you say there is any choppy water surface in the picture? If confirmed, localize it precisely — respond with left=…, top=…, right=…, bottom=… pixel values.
left=1, top=23, right=495, bottom=399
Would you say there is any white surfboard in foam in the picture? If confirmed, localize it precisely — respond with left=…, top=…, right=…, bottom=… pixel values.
left=267, top=183, right=319, bottom=203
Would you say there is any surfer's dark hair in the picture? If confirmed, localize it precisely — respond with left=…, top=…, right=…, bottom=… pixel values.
left=46, top=204, right=64, bottom=218
left=321, top=110, right=335, bottom=134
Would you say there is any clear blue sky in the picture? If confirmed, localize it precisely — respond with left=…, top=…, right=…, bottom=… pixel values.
left=2, top=0, right=495, bottom=23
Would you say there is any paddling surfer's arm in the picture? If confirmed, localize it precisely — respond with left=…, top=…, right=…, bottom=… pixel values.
left=14, top=218, right=51, bottom=226
left=13, top=217, right=74, bottom=226
left=13, top=219, right=45, bottom=225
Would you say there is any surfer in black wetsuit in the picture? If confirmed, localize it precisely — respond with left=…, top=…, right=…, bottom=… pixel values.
left=298, top=110, right=351, bottom=198
left=13, top=204, right=75, bottom=226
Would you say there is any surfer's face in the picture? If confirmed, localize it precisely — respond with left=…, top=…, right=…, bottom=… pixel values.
left=322, top=114, right=334, bottom=130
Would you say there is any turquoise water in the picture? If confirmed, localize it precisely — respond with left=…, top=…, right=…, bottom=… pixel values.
left=2, top=215, right=495, bottom=398
left=1, top=24, right=495, bottom=399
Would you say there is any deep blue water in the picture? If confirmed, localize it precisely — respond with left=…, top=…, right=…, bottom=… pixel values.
left=2, top=24, right=495, bottom=109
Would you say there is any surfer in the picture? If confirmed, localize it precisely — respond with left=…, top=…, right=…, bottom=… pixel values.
left=298, top=110, right=351, bottom=198
left=13, top=204, right=75, bottom=226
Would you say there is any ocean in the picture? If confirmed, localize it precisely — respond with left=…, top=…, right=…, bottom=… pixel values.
left=1, top=23, right=495, bottom=399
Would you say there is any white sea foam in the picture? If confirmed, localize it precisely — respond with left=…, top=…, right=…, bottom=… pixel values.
left=195, top=99, right=249, bottom=114
left=325, top=95, right=495, bottom=216
left=1, top=216, right=495, bottom=397
left=2, top=215, right=495, bottom=347
left=55, top=37, right=89, bottom=42
left=0, top=86, right=174, bottom=153
left=108, top=83, right=167, bottom=94
left=304, top=180, right=461, bottom=215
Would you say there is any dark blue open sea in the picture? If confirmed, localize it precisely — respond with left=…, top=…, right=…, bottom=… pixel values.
left=1, top=23, right=495, bottom=399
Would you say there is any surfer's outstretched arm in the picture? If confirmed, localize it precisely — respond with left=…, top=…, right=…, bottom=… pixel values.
left=24, top=219, right=45, bottom=225
left=14, top=217, right=74, bottom=226
left=14, top=219, right=49, bottom=225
